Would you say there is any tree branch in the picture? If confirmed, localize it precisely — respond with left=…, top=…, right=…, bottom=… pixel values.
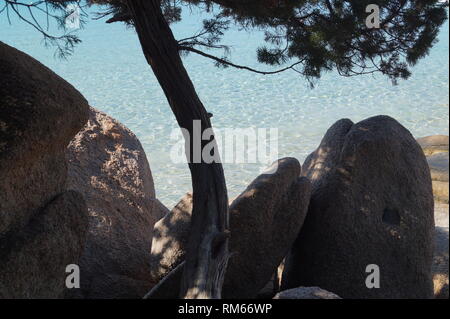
left=179, top=45, right=305, bottom=75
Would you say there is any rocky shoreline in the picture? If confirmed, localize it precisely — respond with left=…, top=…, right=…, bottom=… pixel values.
left=1, top=41, right=448, bottom=299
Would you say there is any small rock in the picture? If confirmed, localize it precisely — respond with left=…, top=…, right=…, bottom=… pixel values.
left=428, top=153, right=449, bottom=182
left=427, top=152, right=449, bottom=203
left=417, top=135, right=449, bottom=156
left=273, top=287, right=341, bottom=299
left=432, top=181, right=449, bottom=204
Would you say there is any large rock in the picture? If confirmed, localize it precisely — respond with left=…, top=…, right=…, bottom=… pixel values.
left=66, top=107, right=167, bottom=299
left=427, top=152, right=449, bottom=203
left=0, top=191, right=88, bottom=298
left=282, top=116, right=435, bottom=299
left=0, top=41, right=89, bottom=298
left=273, top=287, right=341, bottom=299
left=417, top=135, right=449, bottom=156
left=0, top=41, right=89, bottom=237
left=223, top=159, right=311, bottom=299
left=146, top=158, right=311, bottom=299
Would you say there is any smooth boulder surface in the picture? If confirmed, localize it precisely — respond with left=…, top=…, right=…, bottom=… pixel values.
left=0, top=41, right=89, bottom=237
left=66, top=107, right=167, bottom=299
left=223, top=158, right=311, bottom=299
left=273, top=287, right=341, bottom=299
left=0, top=42, right=89, bottom=298
left=282, top=116, right=435, bottom=299
left=0, top=192, right=88, bottom=298
left=147, top=158, right=312, bottom=299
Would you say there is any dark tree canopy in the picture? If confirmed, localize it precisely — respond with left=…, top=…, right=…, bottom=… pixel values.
left=2, top=0, right=448, bottom=83
left=94, top=0, right=448, bottom=84
left=211, top=0, right=449, bottom=83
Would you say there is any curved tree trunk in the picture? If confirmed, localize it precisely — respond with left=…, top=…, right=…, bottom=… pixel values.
left=127, top=0, right=230, bottom=299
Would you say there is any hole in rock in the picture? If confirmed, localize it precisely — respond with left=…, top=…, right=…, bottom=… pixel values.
left=382, top=208, right=401, bottom=226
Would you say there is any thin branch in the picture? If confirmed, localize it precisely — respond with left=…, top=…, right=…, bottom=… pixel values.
left=179, top=45, right=305, bottom=75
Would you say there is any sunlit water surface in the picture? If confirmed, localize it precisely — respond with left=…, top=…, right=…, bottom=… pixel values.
left=1, top=6, right=449, bottom=207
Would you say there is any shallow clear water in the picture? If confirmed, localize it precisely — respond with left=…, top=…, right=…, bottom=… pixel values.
left=1, top=6, right=449, bottom=208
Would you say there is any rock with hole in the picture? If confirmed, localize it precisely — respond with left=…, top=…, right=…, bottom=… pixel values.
left=281, top=116, right=435, bottom=299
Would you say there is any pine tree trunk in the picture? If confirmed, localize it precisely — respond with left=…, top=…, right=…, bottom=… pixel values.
left=127, top=0, right=230, bottom=299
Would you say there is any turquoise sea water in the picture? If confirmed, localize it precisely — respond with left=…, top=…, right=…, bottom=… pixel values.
left=1, top=6, right=449, bottom=207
